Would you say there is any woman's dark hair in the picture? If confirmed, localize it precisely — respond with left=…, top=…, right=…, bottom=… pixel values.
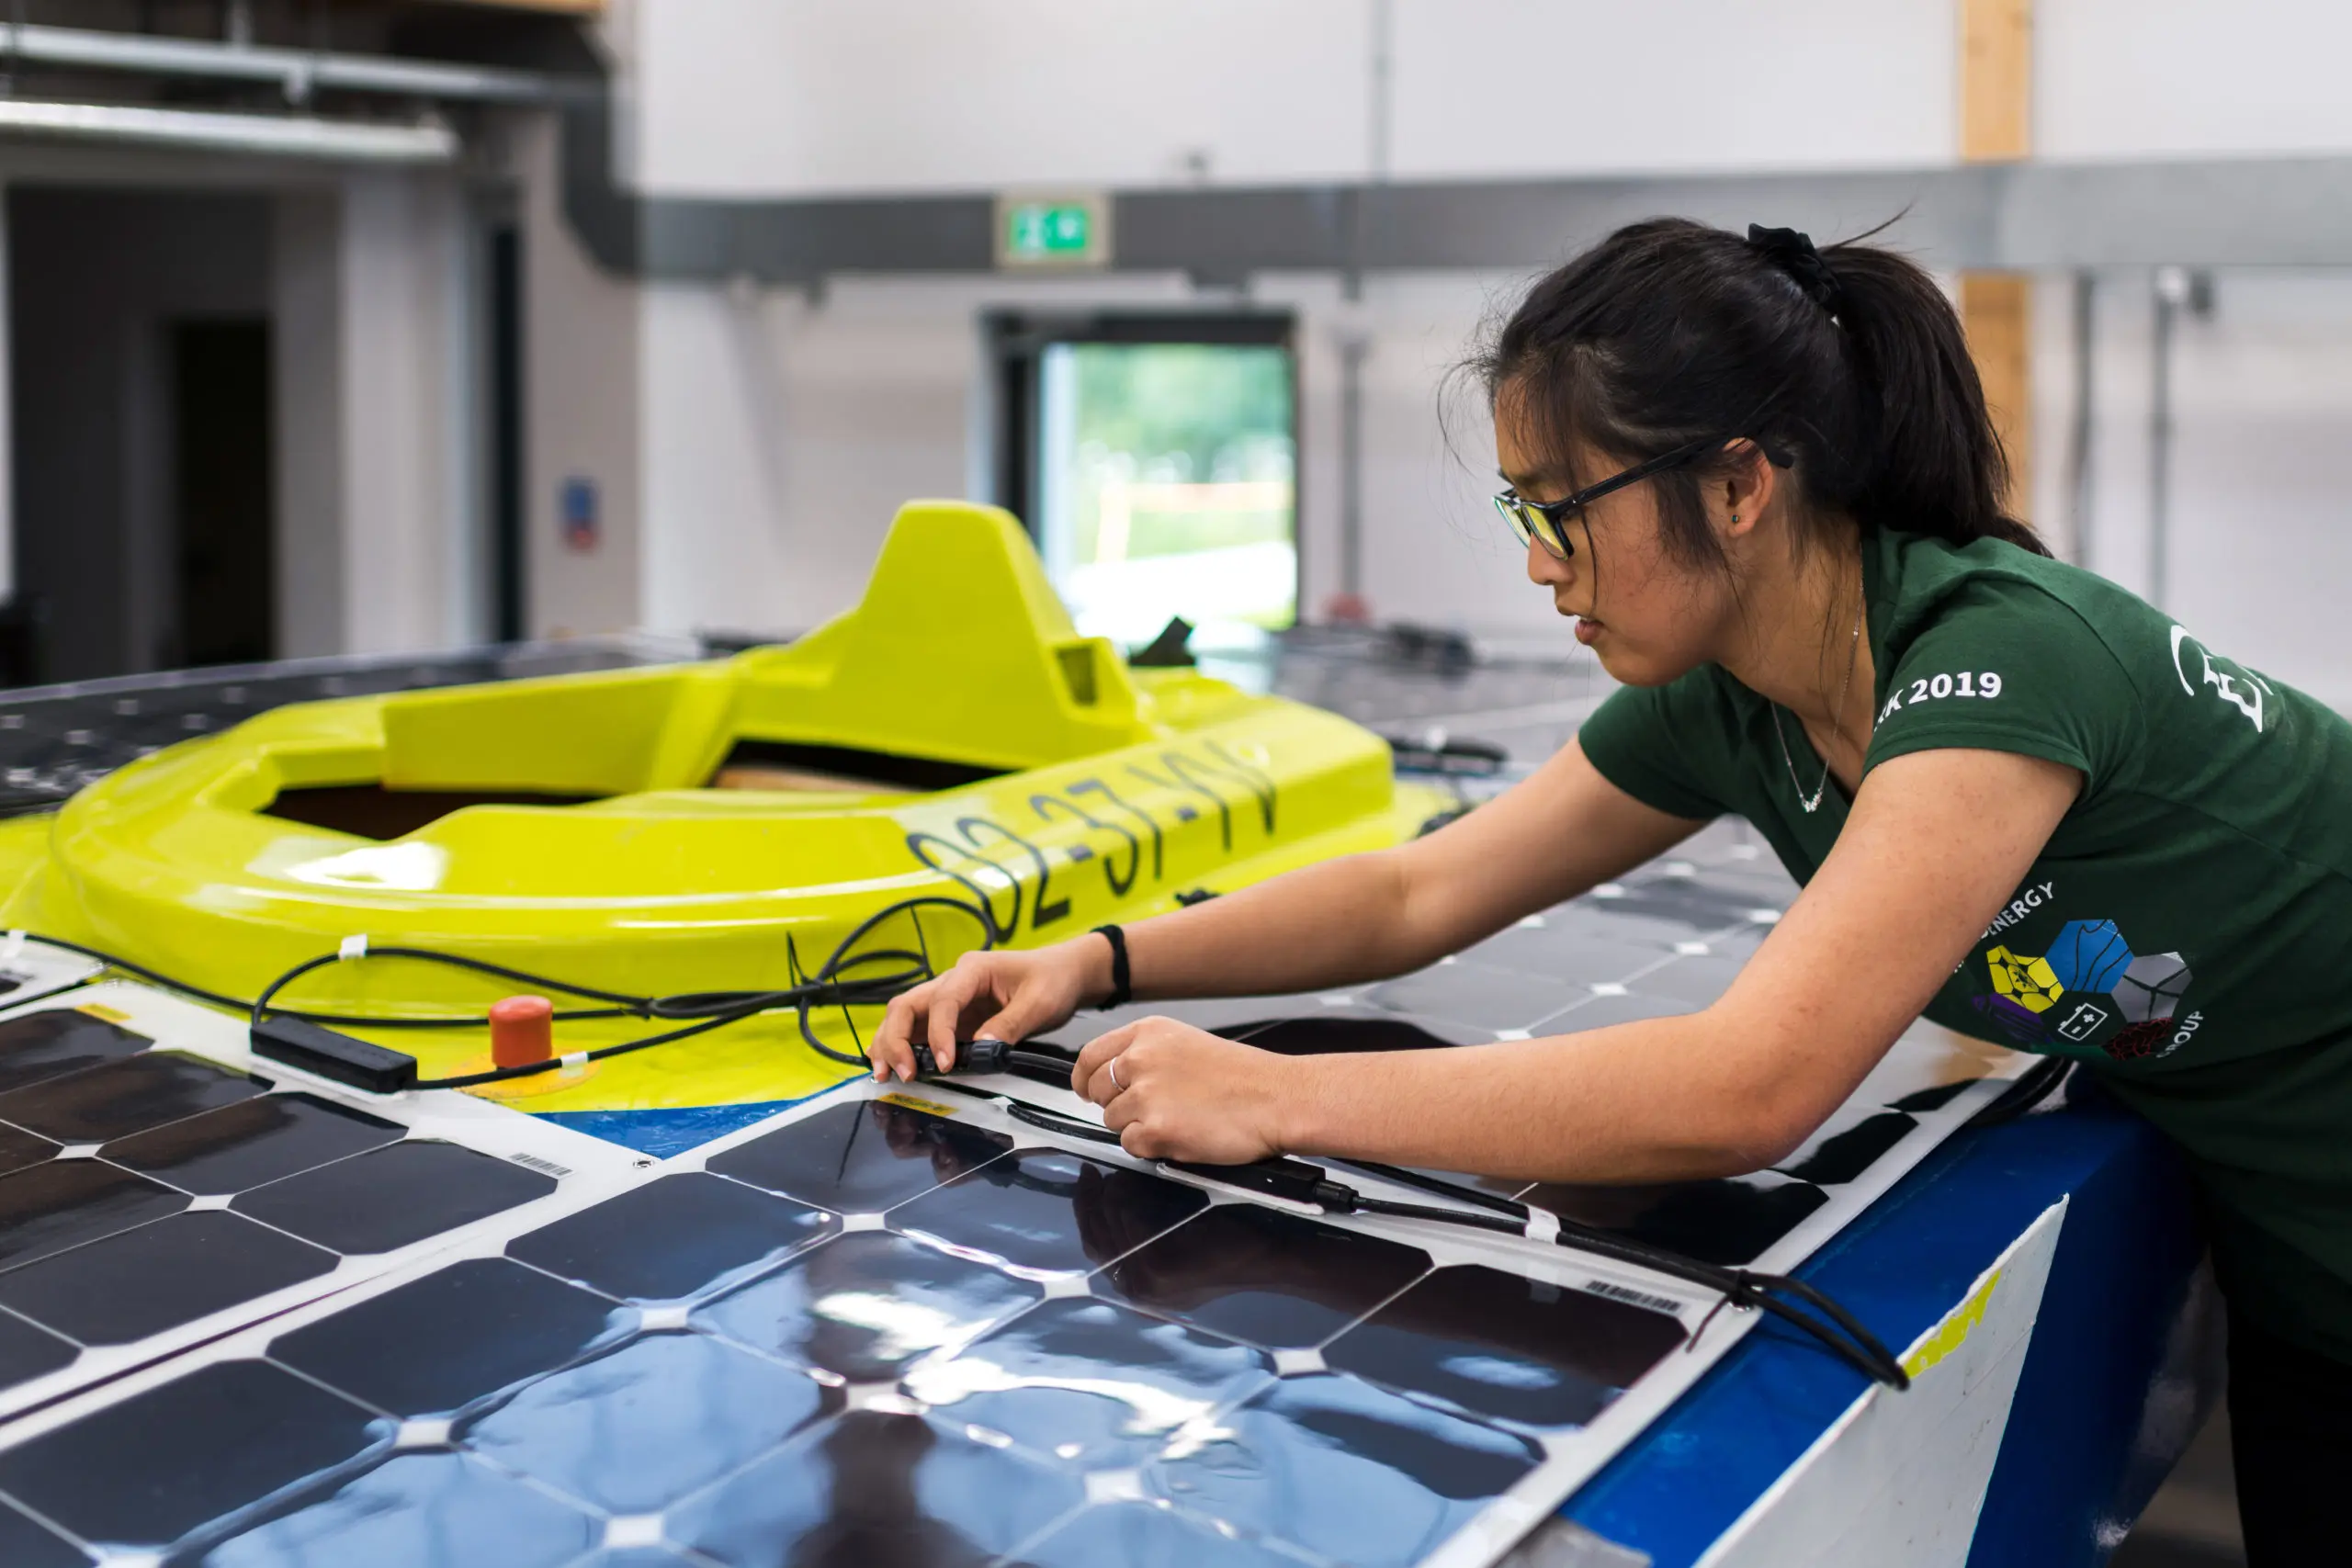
left=1475, top=217, right=2047, bottom=563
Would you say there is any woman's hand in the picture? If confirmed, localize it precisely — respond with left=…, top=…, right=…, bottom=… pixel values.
left=1071, top=1018, right=1296, bottom=1165
left=868, top=939, right=1106, bottom=1082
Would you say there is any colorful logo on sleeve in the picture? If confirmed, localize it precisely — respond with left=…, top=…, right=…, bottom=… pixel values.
left=1969, top=918, right=2195, bottom=1061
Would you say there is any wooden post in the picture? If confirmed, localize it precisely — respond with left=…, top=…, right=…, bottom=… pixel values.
left=1959, top=0, right=2034, bottom=516
left=1961, top=275, right=2033, bottom=516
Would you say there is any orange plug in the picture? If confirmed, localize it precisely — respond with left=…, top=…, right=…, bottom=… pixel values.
left=489, top=995, right=554, bottom=1068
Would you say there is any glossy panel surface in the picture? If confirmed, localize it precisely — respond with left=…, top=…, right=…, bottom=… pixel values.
left=903, top=1296, right=1271, bottom=1467
left=1521, top=1172, right=1829, bottom=1268
left=1324, top=1265, right=1688, bottom=1429
left=0, top=1053, right=267, bottom=1144
left=0, top=1011, right=150, bottom=1096
left=1097, top=1204, right=1427, bottom=1349
left=507, top=1172, right=835, bottom=1303
left=890, top=1148, right=1204, bottom=1279
left=1148, top=1373, right=1543, bottom=1568
left=0, top=1159, right=187, bottom=1269
left=0, top=1501, right=87, bottom=1568
left=185, top=1450, right=596, bottom=1568
left=668, top=1411, right=1085, bottom=1568
left=459, top=1331, right=834, bottom=1513
left=1362, top=961, right=1594, bottom=1032
left=1462, top=924, right=1668, bottom=980
left=269, top=1258, right=624, bottom=1417
left=1022, top=1501, right=1305, bottom=1568
left=105, top=1093, right=402, bottom=1195
left=0, top=1123, right=56, bottom=1178
left=0, top=1211, right=336, bottom=1345
left=232, top=1140, right=554, bottom=1255
left=0, top=1359, right=377, bottom=1548
left=706, top=1100, right=1012, bottom=1213
left=0, top=1309, right=75, bottom=1388
left=695, top=1231, right=1037, bottom=1382
left=1589, top=875, right=1778, bottom=931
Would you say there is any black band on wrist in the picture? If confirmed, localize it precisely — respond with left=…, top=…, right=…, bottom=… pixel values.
left=1091, top=925, right=1131, bottom=1010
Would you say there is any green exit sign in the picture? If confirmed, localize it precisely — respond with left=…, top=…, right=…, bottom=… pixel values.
left=996, top=192, right=1111, bottom=269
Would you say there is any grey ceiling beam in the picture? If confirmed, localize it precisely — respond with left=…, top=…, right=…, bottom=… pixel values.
left=1, top=21, right=591, bottom=105
left=558, top=96, right=2352, bottom=284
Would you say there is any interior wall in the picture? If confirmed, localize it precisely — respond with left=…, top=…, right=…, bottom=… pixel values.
left=2040, top=0, right=2352, bottom=159
left=518, top=113, right=642, bottom=640
left=9, top=187, right=271, bottom=682
left=2075, top=270, right=2352, bottom=713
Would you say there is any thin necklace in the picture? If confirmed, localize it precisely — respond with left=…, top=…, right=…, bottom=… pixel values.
left=1771, top=606, right=1864, bottom=814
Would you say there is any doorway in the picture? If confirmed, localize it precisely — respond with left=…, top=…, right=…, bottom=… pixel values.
left=170, top=319, right=275, bottom=668
left=9, top=187, right=275, bottom=682
left=995, top=313, right=1297, bottom=646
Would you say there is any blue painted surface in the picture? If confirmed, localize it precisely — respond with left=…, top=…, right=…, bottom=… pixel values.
left=1562, top=1084, right=2202, bottom=1567
left=533, top=1089, right=840, bottom=1158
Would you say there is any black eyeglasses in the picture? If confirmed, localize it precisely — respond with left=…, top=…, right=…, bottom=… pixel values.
left=1493, top=436, right=1720, bottom=560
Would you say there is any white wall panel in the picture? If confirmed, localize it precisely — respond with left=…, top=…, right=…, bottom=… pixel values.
left=636, top=0, right=1370, bottom=197
left=1390, top=0, right=1956, bottom=180
left=2041, top=0, right=2352, bottom=160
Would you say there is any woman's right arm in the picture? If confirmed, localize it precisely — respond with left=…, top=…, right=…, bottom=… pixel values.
left=867, top=737, right=1706, bottom=1078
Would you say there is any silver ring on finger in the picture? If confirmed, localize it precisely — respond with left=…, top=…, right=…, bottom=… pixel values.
left=1107, top=1057, right=1125, bottom=1092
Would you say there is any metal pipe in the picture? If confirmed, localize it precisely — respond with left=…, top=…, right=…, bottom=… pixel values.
left=0, top=98, right=457, bottom=163
left=0, top=21, right=586, bottom=105
left=2150, top=266, right=2184, bottom=612
left=1333, top=0, right=1392, bottom=612
left=2066, top=270, right=2096, bottom=569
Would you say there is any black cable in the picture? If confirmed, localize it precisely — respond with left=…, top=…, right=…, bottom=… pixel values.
left=1962, top=1056, right=2073, bottom=1129
left=6, top=893, right=993, bottom=1089
left=921, top=1080, right=1908, bottom=1389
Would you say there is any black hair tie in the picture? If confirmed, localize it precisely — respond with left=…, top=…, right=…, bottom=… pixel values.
left=1747, top=224, right=1844, bottom=320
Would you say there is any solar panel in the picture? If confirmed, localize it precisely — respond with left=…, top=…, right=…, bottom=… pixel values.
left=0, top=829, right=2029, bottom=1565
left=0, top=983, right=645, bottom=1423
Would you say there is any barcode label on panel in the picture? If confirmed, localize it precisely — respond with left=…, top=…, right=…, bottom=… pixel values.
left=1585, top=1279, right=1683, bottom=1315
left=507, top=1153, right=572, bottom=1180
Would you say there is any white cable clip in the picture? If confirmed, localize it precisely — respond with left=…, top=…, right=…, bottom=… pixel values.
left=337, top=934, right=369, bottom=962
left=1522, top=1207, right=1562, bottom=1245
left=1, top=930, right=24, bottom=961
left=559, top=1051, right=589, bottom=1071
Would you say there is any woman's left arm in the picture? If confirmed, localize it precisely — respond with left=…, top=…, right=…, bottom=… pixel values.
left=1071, top=748, right=2080, bottom=1179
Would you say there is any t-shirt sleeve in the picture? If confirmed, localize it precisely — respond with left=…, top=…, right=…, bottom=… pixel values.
left=1576, top=673, right=1735, bottom=821
left=1865, top=581, right=2140, bottom=787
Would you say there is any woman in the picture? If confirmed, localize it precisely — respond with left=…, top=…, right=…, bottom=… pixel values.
left=872, top=219, right=2352, bottom=1560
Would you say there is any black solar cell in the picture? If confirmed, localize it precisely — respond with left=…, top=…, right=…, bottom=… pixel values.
left=0, top=1053, right=266, bottom=1144
left=694, top=1230, right=1038, bottom=1382
left=103, top=1092, right=403, bottom=1195
left=1096, top=1203, right=1429, bottom=1350
left=506, top=1172, right=836, bottom=1303
left=0, top=1212, right=336, bottom=1346
left=231, top=1140, right=555, bottom=1255
left=705, top=1096, right=1013, bottom=1213
left=888, top=1147, right=1206, bottom=1279
left=269, top=1258, right=624, bottom=1419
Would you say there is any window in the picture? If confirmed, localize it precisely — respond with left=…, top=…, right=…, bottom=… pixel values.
left=999, top=316, right=1296, bottom=645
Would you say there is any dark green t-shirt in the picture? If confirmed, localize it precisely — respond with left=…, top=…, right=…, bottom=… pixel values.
left=1579, top=527, right=2352, bottom=1358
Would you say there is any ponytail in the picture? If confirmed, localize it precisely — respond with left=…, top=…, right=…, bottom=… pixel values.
left=1475, top=217, right=2047, bottom=563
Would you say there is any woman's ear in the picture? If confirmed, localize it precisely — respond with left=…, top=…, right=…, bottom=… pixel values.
left=1717, top=442, right=1778, bottom=542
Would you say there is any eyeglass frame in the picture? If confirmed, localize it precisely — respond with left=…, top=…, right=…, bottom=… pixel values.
left=1492, top=434, right=1743, bottom=560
